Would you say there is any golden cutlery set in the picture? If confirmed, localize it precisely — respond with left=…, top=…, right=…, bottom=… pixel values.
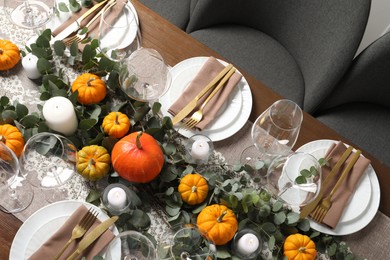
left=300, top=146, right=362, bottom=225
left=172, top=63, right=236, bottom=129
left=54, top=208, right=118, bottom=260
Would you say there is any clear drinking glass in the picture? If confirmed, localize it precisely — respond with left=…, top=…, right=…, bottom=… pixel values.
left=266, top=152, right=322, bottom=208
left=119, top=47, right=172, bottom=102
left=0, top=142, right=34, bottom=213
left=98, top=1, right=141, bottom=62
left=19, top=132, right=77, bottom=202
left=4, top=0, right=55, bottom=29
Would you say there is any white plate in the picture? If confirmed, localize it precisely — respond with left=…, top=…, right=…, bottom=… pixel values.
left=160, top=57, right=253, bottom=142
left=296, top=139, right=380, bottom=235
left=9, top=200, right=119, bottom=259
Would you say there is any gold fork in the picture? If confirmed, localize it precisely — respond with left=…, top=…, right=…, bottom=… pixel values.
left=54, top=208, right=98, bottom=260
left=64, top=0, right=117, bottom=47
left=184, top=67, right=236, bottom=129
left=310, top=149, right=361, bottom=223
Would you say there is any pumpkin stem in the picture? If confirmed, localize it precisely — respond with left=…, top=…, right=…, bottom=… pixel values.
left=0, top=135, right=5, bottom=142
left=114, top=112, right=120, bottom=125
left=298, top=247, right=307, bottom=253
left=136, top=132, right=143, bottom=149
left=0, top=48, right=3, bottom=55
left=88, top=158, right=96, bottom=168
left=191, top=186, right=197, bottom=193
left=87, top=77, right=95, bottom=86
left=217, top=210, right=227, bottom=223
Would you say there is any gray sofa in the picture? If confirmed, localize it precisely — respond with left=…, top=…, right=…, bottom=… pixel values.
left=139, top=0, right=390, bottom=167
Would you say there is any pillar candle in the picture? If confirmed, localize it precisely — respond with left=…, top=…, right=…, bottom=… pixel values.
left=190, top=139, right=210, bottom=160
left=22, top=53, right=41, bottom=79
left=236, top=233, right=260, bottom=256
left=42, top=97, right=78, bottom=136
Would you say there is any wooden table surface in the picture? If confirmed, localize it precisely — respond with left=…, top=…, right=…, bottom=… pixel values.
left=1, top=1, right=389, bottom=259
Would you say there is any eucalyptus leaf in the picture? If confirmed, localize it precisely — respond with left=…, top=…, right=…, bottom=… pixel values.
left=70, top=41, right=78, bottom=56
left=79, top=118, right=97, bottom=130
left=16, top=103, right=29, bottom=119
left=129, top=209, right=151, bottom=230
left=57, top=2, right=69, bottom=12
left=286, top=212, right=300, bottom=224
left=1, top=110, right=18, bottom=123
left=0, top=96, right=9, bottom=106
left=273, top=211, right=286, bottom=225
left=37, top=58, right=52, bottom=74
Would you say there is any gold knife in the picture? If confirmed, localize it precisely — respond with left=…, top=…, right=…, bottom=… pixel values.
left=66, top=216, right=118, bottom=260
left=171, top=63, right=234, bottom=125
left=299, top=146, right=353, bottom=219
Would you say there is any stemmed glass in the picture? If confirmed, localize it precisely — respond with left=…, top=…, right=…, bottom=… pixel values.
left=240, top=99, right=303, bottom=179
left=0, top=142, right=33, bottom=213
left=3, top=0, right=55, bottom=29
left=19, top=132, right=77, bottom=202
left=98, top=0, right=141, bottom=62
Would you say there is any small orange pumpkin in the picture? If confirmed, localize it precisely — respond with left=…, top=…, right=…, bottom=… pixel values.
left=197, top=204, right=238, bottom=245
left=102, top=112, right=131, bottom=139
left=71, top=73, right=107, bottom=105
left=284, top=233, right=317, bottom=260
left=76, top=145, right=111, bottom=181
left=0, top=39, right=20, bottom=71
left=178, top=173, right=209, bottom=205
left=0, top=124, right=25, bottom=157
left=111, top=131, right=164, bottom=183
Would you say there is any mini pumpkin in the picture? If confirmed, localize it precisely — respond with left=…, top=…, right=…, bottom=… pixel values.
left=284, top=233, right=317, bottom=260
left=0, top=39, right=20, bottom=71
left=71, top=73, right=107, bottom=105
left=111, top=131, right=164, bottom=183
left=178, top=173, right=209, bottom=205
left=0, top=124, right=25, bottom=157
left=197, top=204, right=238, bottom=245
left=102, top=112, right=131, bottom=139
left=77, top=145, right=111, bottom=181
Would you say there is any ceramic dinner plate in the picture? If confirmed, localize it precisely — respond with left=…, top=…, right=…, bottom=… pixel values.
left=296, top=139, right=380, bottom=235
left=9, top=200, right=119, bottom=259
left=159, top=57, right=253, bottom=142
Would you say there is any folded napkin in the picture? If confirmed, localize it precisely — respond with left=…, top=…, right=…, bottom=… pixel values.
left=168, top=56, right=242, bottom=130
left=29, top=205, right=115, bottom=260
left=52, top=0, right=127, bottom=51
left=316, top=141, right=371, bottom=229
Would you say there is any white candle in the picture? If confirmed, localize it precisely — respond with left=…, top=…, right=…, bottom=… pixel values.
left=22, top=53, right=41, bottom=79
left=236, top=233, right=260, bottom=256
left=190, top=139, right=210, bottom=160
left=107, top=187, right=127, bottom=210
left=42, top=96, right=78, bottom=136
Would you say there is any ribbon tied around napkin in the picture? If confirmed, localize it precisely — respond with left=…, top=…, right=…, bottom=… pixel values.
left=28, top=205, right=115, bottom=260
left=316, top=141, right=370, bottom=229
left=168, top=56, right=242, bottom=130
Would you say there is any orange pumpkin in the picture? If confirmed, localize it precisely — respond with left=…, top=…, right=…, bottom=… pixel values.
left=111, top=131, right=164, bottom=183
left=197, top=204, right=238, bottom=245
left=284, top=234, right=317, bottom=260
left=0, top=39, right=20, bottom=71
left=102, top=112, right=131, bottom=139
left=71, top=73, right=107, bottom=105
left=77, top=145, right=111, bottom=181
left=0, top=124, right=25, bottom=157
left=178, top=173, right=209, bottom=205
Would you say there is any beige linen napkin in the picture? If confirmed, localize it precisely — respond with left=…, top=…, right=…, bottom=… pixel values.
left=168, top=56, right=242, bottom=130
left=52, top=0, right=127, bottom=51
left=316, top=141, right=371, bottom=229
left=28, top=205, right=115, bottom=260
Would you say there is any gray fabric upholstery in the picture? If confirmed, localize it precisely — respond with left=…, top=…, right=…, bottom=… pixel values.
left=138, top=0, right=192, bottom=30
left=186, top=0, right=371, bottom=113
left=316, top=31, right=390, bottom=166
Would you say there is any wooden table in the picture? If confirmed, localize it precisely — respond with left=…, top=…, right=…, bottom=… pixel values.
left=1, top=1, right=390, bottom=259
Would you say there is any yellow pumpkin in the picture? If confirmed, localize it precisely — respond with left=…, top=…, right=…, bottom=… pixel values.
left=0, top=39, right=20, bottom=71
left=197, top=204, right=238, bottom=245
left=178, top=173, right=209, bottom=205
left=77, top=145, right=111, bottom=181
left=71, top=73, right=107, bottom=105
left=284, top=234, right=317, bottom=260
left=0, top=124, right=25, bottom=157
left=102, top=112, right=131, bottom=139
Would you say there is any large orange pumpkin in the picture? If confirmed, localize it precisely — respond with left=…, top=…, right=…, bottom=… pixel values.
left=284, top=234, right=317, bottom=260
left=71, top=73, right=107, bottom=105
left=0, top=39, right=20, bottom=71
left=111, top=131, right=164, bottom=183
left=0, top=124, right=25, bottom=157
left=197, top=204, right=238, bottom=245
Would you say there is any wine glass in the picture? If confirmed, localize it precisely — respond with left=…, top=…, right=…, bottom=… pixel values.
left=3, top=0, right=55, bottom=29
left=119, top=47, right=172, bottom=102
left=0, top=142, right=34, bottom=213
left=98, top=0, right=141, bottom=62
left=266, top=152, right=322, bottom=208
left=240, top=99, right=303, bottom=179
left=19, top=132, right=77, bottom=202
left=104, top=230, right=157, bottom=259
